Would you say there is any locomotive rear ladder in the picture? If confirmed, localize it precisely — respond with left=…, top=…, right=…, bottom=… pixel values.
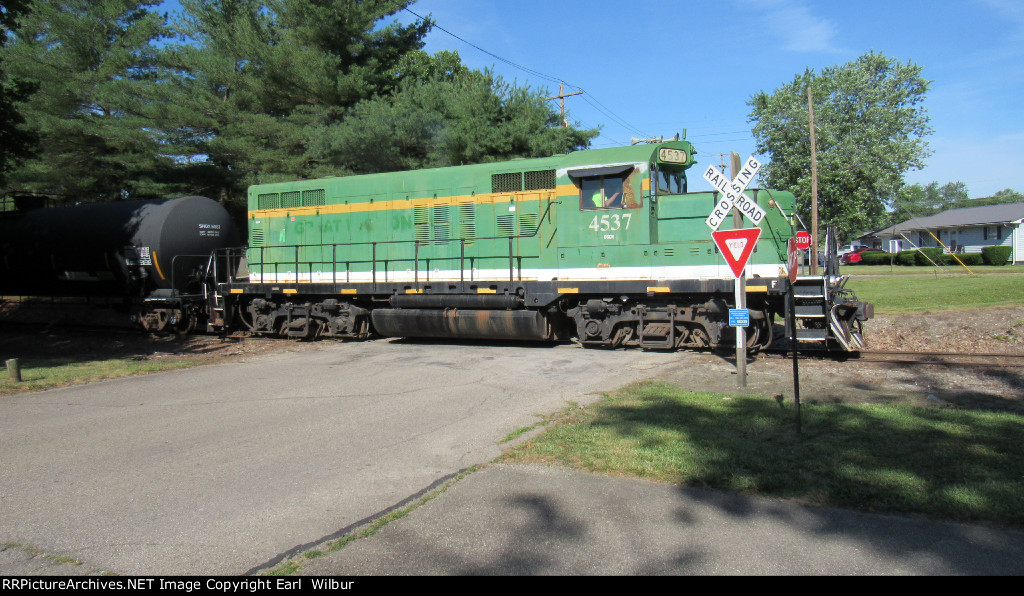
left=791, top=276, right=859, bottom=351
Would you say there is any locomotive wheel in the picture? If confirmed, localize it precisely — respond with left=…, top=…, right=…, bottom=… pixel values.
left=609, top=325, right=633, bottom=348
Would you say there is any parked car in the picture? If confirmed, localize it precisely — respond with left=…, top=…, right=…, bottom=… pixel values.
left=838, top=244, right=863, bottom=258
left=841, top=247, right=883, bottom=265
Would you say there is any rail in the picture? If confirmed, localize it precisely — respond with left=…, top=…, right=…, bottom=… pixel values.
left=216, top=200, right=559, bottom=291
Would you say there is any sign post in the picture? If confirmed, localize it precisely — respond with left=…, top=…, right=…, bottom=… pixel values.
left=704, top=155, right=766, bottom=388
left=787, top=238, right=802, bottom=433
left=712, top=228, right=762, bottom=387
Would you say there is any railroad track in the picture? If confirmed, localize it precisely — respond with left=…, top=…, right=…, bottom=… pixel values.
left=762, top=348, right=1024, bottom=367
left=854, top=349, right=1024, bottom=366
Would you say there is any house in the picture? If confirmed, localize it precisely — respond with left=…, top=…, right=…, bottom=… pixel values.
left=859, top=202, right=1024, bottom=263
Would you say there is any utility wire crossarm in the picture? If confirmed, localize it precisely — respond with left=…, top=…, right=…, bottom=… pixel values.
left=544, top=82, right=584, bottom=127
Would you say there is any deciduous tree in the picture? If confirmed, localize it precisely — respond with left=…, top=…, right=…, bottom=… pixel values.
left=748, top=52, right=932, bottom=240
left=890, top=181, right=968, bottom=222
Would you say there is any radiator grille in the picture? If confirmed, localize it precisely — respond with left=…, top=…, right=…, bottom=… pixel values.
left=301, top=189, right=325, bottom=206
left=492, top=172, right=522, bottom=193
left=257, top=193, right=279, bottom=210
left=524, top=169, right=556, bottom=190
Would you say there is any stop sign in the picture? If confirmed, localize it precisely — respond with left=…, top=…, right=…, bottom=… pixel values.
left=795, top=231, right=811, bottom=250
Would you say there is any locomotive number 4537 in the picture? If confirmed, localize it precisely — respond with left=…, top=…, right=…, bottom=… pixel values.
left=588, top=213, right=632, bottom=232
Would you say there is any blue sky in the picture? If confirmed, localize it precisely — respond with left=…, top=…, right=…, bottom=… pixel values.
left=388, top=0, right=1024, bottom=198
left=157, top=0, right=1024, bottom=199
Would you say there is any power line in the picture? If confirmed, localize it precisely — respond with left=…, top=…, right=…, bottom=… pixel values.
left=402, top=7, right=647, bottom=139
left=580, top=94, right=646, bottom=138
left=403, top=7, right=572, bottom=88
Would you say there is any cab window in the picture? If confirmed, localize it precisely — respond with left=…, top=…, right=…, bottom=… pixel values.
left=580, top=175, right=629, bottom=211
left=655, top=167, right=686, bottom=195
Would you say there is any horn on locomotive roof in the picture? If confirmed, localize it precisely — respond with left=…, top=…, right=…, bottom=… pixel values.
left=630, top=132, right=682, bottom=145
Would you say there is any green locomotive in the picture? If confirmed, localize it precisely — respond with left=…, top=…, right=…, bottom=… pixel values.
left=218, top=140, right=869, bottom=350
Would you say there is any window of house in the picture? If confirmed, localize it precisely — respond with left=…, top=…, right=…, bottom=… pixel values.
left=997, top=226, right=1003, bottom=240
left=984, top=227, right=989, bottom=240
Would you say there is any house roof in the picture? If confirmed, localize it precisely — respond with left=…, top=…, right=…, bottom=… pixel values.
left=863, top=202, right=1024, bottom=239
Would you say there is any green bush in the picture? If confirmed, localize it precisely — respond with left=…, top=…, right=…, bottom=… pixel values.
left=896, top=251, right=919, bottom=266
left=859, top=251, right=891, bottom=265
left=915, top=247, right=946, bottom=265
left=982, top=245, right=1012, bottom=265
left=950, top=253, right=983, bottom=266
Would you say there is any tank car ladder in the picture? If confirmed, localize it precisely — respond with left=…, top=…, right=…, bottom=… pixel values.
left=202, top=249, right=245, bottom=333
left=202, top=256, right=227, bottom=333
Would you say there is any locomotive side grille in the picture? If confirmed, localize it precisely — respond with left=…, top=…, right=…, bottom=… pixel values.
left=281, top=191, right=301, bottom=208
left=413, top=206, right=430, bottom=242
left=524, top=169, right=556, bottom=191
left=257, top=193, right=280, bottom=210
left=518, top=212, right=539, bottom=235
left=432, top=201, right=451, bottom=245
left=457, top=200, right=476, bottom=242
left=492, top=172, right=522, bottom=193
left=250, top=227, right=265, bottom=247
left=663, top=248, right=675, bottom=257
left=301, top=189, right=325, bottom=206
left=496, top=214, right=516, bottom=237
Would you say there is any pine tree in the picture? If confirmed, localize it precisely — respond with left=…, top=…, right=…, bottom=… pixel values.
left=158, top=0, right=432, bottom=208
left=0, top=0, right=36, bottom=193
left=307, top=55, right=598, bottom=174
left=3, top=0, right=172, bottom=201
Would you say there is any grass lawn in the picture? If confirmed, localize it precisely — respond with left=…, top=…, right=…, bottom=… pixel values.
left=845, top=269, right=1024, bottom=313
left=0, top=357, right=199, bottom=396
left=843, top=264, right=1024, bottom=276
left=502, top=382, right=1024, bottom=527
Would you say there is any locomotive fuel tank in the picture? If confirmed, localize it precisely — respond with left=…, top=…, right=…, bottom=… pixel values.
left=0, top=196, right=239, bottom=298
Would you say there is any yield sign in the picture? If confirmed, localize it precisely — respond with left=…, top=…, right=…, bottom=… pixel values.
left=712, top=227, right=762, bottom=278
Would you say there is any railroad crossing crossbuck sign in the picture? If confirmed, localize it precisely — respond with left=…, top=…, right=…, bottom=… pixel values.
left=703, top=156, right=767, bottom=230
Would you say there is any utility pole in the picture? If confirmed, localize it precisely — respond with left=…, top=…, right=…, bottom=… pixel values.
left=808, top=86, right=820, bottom=275
left=544, top=82, right=583, bottom=127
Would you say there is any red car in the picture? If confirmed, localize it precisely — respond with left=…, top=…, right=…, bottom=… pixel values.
left=841, top=247, right=882, bottom=265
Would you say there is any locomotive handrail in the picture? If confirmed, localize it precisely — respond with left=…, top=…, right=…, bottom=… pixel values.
left=246, top=199, right=559, bottom=290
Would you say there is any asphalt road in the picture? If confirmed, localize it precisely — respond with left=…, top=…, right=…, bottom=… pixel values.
left=0, top=339, right=677, bottom=575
